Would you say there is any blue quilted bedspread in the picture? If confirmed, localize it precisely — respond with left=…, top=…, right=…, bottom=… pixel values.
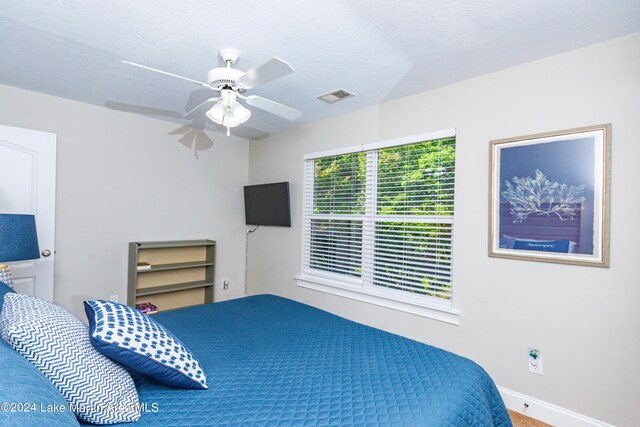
left=82, top=295, right=510, bottom=426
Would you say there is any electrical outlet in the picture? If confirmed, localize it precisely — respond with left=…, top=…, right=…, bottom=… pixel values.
left=223, top=280, right=229, bottom=290
left=528, top=347, right=543, bottom=375
left=109, top=294, right=119, bottom=303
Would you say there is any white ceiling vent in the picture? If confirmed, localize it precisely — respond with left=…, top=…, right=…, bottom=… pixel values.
left=317, top=88, right=355, bottom=103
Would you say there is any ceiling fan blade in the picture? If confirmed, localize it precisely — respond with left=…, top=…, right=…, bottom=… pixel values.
left=237, top=58, right=294, bottom=89
left=183, top=97, right=219, bottom=119
left=122, top=60, right=214, bottom=89
left=243, top=95, right=302, bottom=121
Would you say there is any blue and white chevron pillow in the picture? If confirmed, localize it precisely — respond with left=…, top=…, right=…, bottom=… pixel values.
left=0, top=293, right=140, bottom=425
left=84, top=300, right=207, bottom=390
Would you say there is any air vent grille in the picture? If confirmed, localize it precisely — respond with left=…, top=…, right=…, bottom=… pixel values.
left=317, top=88, right=355, bottom=103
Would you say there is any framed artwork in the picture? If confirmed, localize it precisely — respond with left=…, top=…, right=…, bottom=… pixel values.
left=489, top=124, right=611, bottom=267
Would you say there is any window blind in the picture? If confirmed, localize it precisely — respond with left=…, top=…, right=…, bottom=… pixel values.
left=303, top=132, right=456, bottom=306
left=303, top=152, right=366, bottom=278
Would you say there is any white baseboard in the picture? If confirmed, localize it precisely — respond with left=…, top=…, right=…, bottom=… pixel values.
left=498, top=386, right=614, bottom=427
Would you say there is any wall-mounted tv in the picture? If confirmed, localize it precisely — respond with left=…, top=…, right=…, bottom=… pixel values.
left=243, top=182, right=291, bottom=227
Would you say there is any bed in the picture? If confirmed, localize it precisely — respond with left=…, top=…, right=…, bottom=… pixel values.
left=2, top=294, right=511, bottom=426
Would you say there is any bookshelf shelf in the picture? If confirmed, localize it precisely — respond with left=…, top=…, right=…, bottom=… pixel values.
left=136, top=261, right=215, bottom=273
left=135, top=280, right=213, bottom=297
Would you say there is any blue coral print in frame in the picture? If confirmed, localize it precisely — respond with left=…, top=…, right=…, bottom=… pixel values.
left=489, top=124, right=611, bottom=267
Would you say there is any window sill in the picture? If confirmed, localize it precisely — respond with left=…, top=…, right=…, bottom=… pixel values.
left=295, top=275, right=461, bottom=325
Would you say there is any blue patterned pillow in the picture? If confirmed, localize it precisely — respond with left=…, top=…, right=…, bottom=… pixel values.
left=84, top=300, right=207, bottom=390
left=0, top=339, right=81, bottom=426
left=0, top=293, right=140, bottom=425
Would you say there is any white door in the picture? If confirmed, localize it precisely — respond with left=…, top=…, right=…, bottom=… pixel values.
left=0, top=124, right=56, bottom=301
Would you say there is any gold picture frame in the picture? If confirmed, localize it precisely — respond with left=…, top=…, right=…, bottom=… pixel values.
left=489, top=124, right=611, bottom=267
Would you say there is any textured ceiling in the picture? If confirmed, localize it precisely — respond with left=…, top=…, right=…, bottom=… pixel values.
left=1, top=1, right=639, bottom=140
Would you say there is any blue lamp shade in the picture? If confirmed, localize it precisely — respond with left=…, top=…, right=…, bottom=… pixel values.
left=0, top=214, right=40, bottom=262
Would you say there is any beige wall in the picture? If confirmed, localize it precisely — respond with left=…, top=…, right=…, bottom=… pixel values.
left=247, top=32, right=640, bottom=426
left=0, top=85, right=250, bottom=316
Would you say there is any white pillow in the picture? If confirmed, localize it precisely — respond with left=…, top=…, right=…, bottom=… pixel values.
left=0, top=293, right=141, bottom=425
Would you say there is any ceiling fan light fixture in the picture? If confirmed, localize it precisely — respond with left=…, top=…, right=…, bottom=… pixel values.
left=231, top=102, right=251, bottom=124
left=221, top=109, right=240, bottom=128
left=205, top=102, right=226, bottom=124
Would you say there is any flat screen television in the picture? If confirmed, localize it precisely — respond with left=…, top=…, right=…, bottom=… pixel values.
left=243, top=182, right=291, bottom=227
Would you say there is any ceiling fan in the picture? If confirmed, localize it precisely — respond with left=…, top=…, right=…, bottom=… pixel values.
left=122, top=48, right=302, bottom=135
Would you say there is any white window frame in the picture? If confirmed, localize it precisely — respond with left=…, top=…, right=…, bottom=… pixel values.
left=295, top=129, right=461, bottom=325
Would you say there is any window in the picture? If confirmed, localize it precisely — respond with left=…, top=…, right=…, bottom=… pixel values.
left=298, top=129, right=458, bottom=319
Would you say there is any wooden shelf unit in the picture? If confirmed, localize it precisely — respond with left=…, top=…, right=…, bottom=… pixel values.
left=127, top=240, right=215, bottom=312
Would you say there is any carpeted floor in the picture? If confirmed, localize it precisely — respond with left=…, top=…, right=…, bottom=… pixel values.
left=508, top=410, right=553, bottom=427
